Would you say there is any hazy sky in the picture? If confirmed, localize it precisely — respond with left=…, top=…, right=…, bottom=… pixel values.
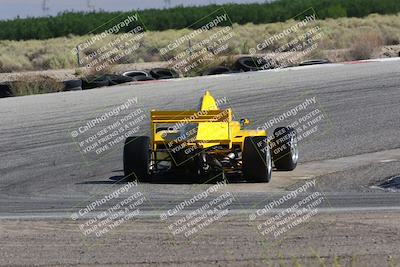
left=0, top=0, right=267, bottom=20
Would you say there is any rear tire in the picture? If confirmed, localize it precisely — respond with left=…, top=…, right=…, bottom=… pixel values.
left=271, top=127, right=299, bottom=171
left=242, top=136, right=272, bottom=183
left=123, top=136, right=151, bottom=182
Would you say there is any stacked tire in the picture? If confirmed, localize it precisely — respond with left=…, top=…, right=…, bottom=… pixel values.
left=82, top=75, right=110, bottom=90
left=202, top=66, right=232, bottom=76
left=149, top=68, right=179, bottom=80
left=106, top=74, right=134, bottom=85
left=0, top=83, right=12, bottom=98
left=63, top=79, right=82, bottom=91
left=234, top=56, right=270, bottom=72
left=122, top=70, right=154, bottom=81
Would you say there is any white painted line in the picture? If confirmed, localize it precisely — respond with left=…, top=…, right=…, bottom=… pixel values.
left=364, top=57, right=400, bottom=62
left=379, top=159, right=398, bottom=163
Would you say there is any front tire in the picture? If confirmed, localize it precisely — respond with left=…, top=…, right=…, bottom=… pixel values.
left=123, top=136, right=151, bottom=182
left=271, top=127, right=299, bottom=171
left=242, top=136, right=272, bottom=183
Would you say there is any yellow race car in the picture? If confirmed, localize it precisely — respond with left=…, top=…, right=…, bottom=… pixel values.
left=123, top=91, right=298, bottom=182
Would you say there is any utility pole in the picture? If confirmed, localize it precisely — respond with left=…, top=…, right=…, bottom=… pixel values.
left=42, top=0, right=50, bottom=16
left=164, top=0, right=172, bottom=8
left=87, top=0, right=96, bottom=12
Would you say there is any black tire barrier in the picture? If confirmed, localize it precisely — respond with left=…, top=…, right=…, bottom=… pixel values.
left=67, top=86, right=82, bottom=91
left=122, top=70, right=150, bottom=79
left=63, top=79, right=82, bottom=91
left=149, top=68, right=179, bottom=80
left=0, top=82, right=12, bottom=98
left=234, top=56, right=269, bottom=72
left=81, top=75, right=110, bottom=90
left=106, top=74, right=134, bottom=86
left=202, top=66, right=232, bottom=76
left=132, top=76, right=156, bottom=81
left=298, top=59, right=331, bottom=66
left=158, top=76, right=176, bottom=79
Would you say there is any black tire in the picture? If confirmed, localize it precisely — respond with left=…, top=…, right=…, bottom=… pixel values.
left=123, top=136, right=151, bottom=182
left=234, top=56, right=269, bottom=72
left=67, top=86, right=82, bottom=91
left=106, top=74, right=134, bottom=85
left=132, top=76, right=156, bottom=81
left=122, top=70, right=149, bottom=79
left=298, top=59, right=330, bottom=66
left=271, top=127, right=299, bottom=171
left=81, top=75, right=110, bottom=89
left=202, top=66, right=231, bottom=76
left=63, top=79, right=82, bottom=91
left=149, top=68, right=179, bottom=79
left=242, top=136, right=272, bottom=183
left=0, top=83, right=12, bottom=98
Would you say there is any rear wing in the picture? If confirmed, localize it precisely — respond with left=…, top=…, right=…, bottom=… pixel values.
left=150, top=109, right=232, bottom=124
left=150, top=109, right=233, bottom=146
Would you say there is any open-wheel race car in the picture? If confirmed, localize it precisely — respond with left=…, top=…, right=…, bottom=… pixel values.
left=123, top=91, right=298, bottom=182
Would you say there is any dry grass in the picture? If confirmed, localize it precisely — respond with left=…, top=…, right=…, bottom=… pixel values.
left=0, top=13, right=399, bottom=73
left=9, top=75, right=64, bottom=96
left=347, top=32, right=383, bottom=60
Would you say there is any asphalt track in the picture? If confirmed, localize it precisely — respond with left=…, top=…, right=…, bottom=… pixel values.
left=0, top=59, right=400, bottom=219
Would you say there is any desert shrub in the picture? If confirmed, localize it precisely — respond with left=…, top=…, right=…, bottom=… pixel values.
left=79, top=59, right=116, bottom=79
left=0, top=55, right=32, bottom=72
left=9, top=75, right=64, bottom=96
left=347, top=31, right=383, bottom=60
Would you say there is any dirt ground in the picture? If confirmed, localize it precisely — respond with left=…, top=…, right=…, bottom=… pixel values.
left=0, top=212, right=399, bottom=266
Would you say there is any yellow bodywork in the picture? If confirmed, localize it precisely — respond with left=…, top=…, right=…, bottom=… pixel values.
left=150, top=91, right=266, bottom=151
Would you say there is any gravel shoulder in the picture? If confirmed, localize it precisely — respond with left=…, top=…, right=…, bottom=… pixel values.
left=287, top=160, right=400, bottom=193
left=0, top=212, right=399, bottom=266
